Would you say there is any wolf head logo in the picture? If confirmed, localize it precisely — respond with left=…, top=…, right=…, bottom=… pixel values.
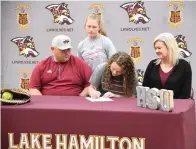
left=121, top=1, right=150, bottom=24
left=63, top=40, right=69, bottom=44
left=175, top=35, right=192, bottom=58
left=46, top=3, right=74, bottom=25
left=11, top=36, right=39, bottom=58
left=136, top=69, right=144, bottom=86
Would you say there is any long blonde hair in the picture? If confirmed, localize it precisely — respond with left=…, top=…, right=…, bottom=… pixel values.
left=154, top=32, right=181, bottom=66
left=85, top=13, right=107, bottom=37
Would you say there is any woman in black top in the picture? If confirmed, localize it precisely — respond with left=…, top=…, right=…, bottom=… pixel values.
left=143, top=33, right=192, bottom=99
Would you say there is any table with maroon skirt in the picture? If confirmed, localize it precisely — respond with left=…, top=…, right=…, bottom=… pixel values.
left=1, top=96, right=196, bottom=149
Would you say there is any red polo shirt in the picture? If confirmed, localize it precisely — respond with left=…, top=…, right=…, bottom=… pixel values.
left=30, top=56, right=92, bottom=96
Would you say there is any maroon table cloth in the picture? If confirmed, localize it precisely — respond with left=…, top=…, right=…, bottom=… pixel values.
left=1, top=96, right=196, bottom=149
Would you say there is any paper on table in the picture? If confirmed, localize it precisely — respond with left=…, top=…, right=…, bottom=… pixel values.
left=86, top=97, right=113, bottom=102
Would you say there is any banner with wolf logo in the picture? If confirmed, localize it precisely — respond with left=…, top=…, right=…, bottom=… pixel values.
left=175, top=35, right=192, bottom=58
left=11, top=36, right=39, bottom=58
left=1, top=1, right=195, bottom=99
left=46, top=3, right=74, bottom=25
left=120, top=1, right=151, bottom=24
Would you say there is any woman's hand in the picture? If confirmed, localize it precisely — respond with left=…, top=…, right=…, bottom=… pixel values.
left=102, top=92, right=115, bottom=98
left=89, top=90, right=101, bottom=99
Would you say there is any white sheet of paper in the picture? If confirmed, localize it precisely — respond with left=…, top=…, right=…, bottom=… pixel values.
left=86, top=97, right=113, bottom=102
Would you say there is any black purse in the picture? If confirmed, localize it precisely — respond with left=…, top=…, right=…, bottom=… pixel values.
left=1, top=88, right=31, bottom=105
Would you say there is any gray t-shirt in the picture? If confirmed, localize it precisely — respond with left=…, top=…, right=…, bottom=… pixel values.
left=77, top=35, right=116, bottom=71
left=89, top=62, right=106, bottom=90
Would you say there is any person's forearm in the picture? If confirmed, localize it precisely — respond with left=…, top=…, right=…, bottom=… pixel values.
left=29, top=88, right=42, bottom=95
left=88, top=85, right=97, bottom=96
left=79, top=87, right=89, bottom=96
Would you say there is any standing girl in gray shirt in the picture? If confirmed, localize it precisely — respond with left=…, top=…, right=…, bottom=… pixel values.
left=78, top=13, right=117, bottom=71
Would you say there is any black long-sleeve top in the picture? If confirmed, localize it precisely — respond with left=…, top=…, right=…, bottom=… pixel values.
left=142, top=59, right=192, bottom=99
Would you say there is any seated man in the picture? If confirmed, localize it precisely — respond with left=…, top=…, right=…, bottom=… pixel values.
left=88, top=51, right=137, bottom=98
left=29, top=35, right=92, bottom=96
